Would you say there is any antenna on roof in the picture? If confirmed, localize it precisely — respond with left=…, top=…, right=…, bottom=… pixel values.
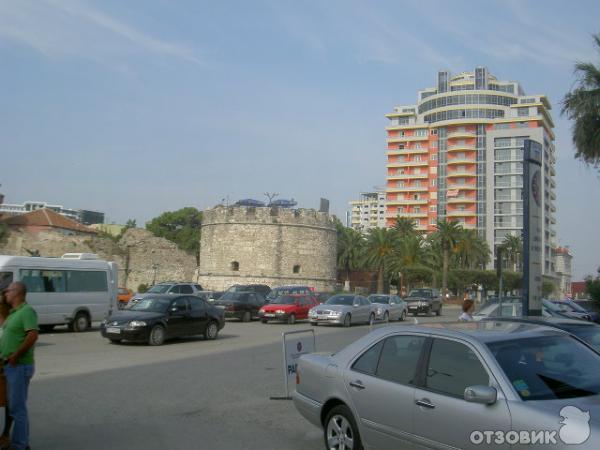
left=264, top=192, right=279, bottom=206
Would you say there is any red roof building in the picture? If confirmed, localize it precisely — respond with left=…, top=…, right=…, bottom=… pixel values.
left=0, top=208, right=97, bottom=235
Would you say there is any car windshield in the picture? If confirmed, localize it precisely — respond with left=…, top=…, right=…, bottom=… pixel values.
left=561, top=325, right=600, bottom=353
left=369, top=295, right=390, bottom=304
left=220, top=292, right=245, bottom=301
left=488, top=335, right=600, bottom=401
left=228, top=285, right=249, bottom=292
left=267, top=287, right=305, bottom=299
left=270, top=295, right=297, bottom=305
left=129, top=298, right=171, bottom=313
left=326, top=295, right=355, bottom=306
left=567, top=302, right=588, bottom=313
left=407, top=289, right=432, bottom=298
left=147, top=284, right=172, bottom=294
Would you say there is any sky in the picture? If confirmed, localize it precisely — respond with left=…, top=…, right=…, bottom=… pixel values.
left=0, top=0, right=599, bottom=279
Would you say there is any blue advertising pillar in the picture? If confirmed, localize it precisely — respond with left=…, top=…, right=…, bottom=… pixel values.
left=522, top=139, right=543, bottom=316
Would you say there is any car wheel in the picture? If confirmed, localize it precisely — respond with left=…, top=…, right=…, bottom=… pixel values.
left=412, top=313, right=417, bottom=317
left=368, top=313, right=375, bottom=326
left=70, top=311, right=89, bottom=332
left=400, top=310, right=406, bottom=321
left=324, top=405, right=364, bottom=450
left=383, top=311, right=389, bottom=323
left=426, top=306, right=433, bottom=317
left=242, top=311, right=251, bottom=322
left=109, top=338, right=122, bottom=344
left=148, top=325, right=166, bottom=346
left=261, top=318, right=268, bottom=324
left=436, top=304, right=442, bottom=316
left=343, top=314, right=351, bottom=328
left=287, top=314, right=296, bottom=325
left=311, top=322, right=318, bottom=326
left=204, top=321, right=219, bottom=340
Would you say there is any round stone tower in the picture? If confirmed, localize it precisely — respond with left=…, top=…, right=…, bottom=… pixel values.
left=197, top=205, right=337, bottom=291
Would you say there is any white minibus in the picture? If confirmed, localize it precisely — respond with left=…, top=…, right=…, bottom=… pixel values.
left=0, top=253, right=118, bottom=332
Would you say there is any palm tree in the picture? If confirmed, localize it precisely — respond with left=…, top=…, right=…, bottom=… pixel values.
left=501, top=234, right=522, bottom=271
left=364, top=228, right=397, bottom=293
left=432, top=220, right=462, bottom=300
left=389, top=233, right=424, bottom=294
left=454, top=229, right=491, bottom=269
left=337, top=227, right=365, bottom=291
left=561, top=33, right=600, bottom=167
left=393, top=216, right=417, bottom=238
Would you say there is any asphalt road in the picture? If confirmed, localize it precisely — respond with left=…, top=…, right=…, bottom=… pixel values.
left=15, top=307, right=460, bottom=450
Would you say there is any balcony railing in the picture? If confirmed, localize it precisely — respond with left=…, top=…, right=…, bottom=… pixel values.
left=447, top=158, right=476, bottom=165
left=387, top=186, right=429, bottom=193
left=387, top=173, right=429, bottom=180
left=447, top=131, right=476, bottom=139
left=387, top=161, right=429, bottom=168
left=447, top=143, right=476, bottom=152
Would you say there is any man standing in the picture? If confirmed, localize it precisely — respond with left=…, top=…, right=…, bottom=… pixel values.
left=2, top=281, right=38, bottom=450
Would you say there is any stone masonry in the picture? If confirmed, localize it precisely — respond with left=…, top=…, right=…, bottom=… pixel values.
left=197, top=205, right=337, bottom=291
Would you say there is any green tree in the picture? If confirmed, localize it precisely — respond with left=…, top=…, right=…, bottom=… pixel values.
left=146, top=207, right=203, bottom=264
left=561, top=33, right=600, bottom=167
left=453, top=229, right=491, bottom=270
left=585, top=271, right=600, bottom=302
left=432, top=220, right=462, bottom=300
left=389, top=233, right=425, bottom=294
left=501, top=234, right=522, bottom=272
left=337, top=227, right=365, bottom=290
left=364, top=228, right=397, bottom=293
left=393, top=216, right=417, bottom=238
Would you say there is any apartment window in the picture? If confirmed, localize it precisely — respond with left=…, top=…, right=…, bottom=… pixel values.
left=398, top=156, right=405, bottom=162
left=518, top=107, right=529, bottom=117
left=430, top=205, right=437, bottom=212
left=432, top=141, right=438, bottom=148
left=414, top=180, right=421, bottom=187
left=430, top=218, right=436, bottom=225
left=398, top=144, right=405, bottom=150
left=431, top=179, right=437, bottom=187
left=456, top=178, right=465, bottom=184
left=415, top=129, right=428, bottom=137
left=494, top=138, right=511, bottom=147
left=456, top=165, right=465, bottom=172
left=414, top=168, right=421, bottom=174
left=415, top=156, right=422, bottom=162
left=413, top=194, right=420, bottom=200
left=431, top=154, right=437, bottom=161
left=398, top=207, right=404, bottom=213
left=400, top=131, right=406, bottom=137
left=414, top=207, right=420, bottom=213
left=431, top=129, right=438, bottom=135
left=397, top=181, right=404, bottom=188
left=415, top=143, right=422, bottom=149
left=456, top=152, right=465, bottom=159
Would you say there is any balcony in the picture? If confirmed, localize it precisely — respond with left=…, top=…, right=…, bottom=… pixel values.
left=447, top=131, right=476, bottom=139
left=447, top=183, right=477, bottom=191
left=387, top=186, right=429, bottom=193
left=387, top=161, right=429, bottom=168
left=387, top=173, right=429, bottom=180
left=387, top=148, right=429, bottom=155
left=447, top=143, right=476, bottom=152
left=447, top=197, right=476, bottom=204
left=447, top=170, right=476, bottom=178
left=447, top=210, right=477, bottom=217
left=386, top=199, right=428, bottom=206
left=447, top=158, right=476, bottom=165
left=458, top=223, right=477, bottom=230
left=387, top=134, right=429, bottom=143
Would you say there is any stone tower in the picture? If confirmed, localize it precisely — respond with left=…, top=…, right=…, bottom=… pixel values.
left=197, top=205, right=337, bottom=291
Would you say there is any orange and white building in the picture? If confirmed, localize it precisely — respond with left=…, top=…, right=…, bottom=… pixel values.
left=385, top=67, right=557, bottom=275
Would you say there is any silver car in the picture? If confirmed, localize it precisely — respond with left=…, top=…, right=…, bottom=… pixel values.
left=293, top=322, right=600, bottom=449
left=367, top=294, right=407, bottom=322
left=309, top=294, right=376, bottom=327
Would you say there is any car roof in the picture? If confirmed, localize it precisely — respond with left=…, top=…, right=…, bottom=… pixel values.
left=137, top=294, right=193, bottom=300
left=363, top=321, right=568, bottom=344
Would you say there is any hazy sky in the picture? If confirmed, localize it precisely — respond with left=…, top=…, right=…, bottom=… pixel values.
left=1, top=0, right=598, bottom=279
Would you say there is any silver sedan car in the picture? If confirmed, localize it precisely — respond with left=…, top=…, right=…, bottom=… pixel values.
left=293, top=322, right=600, bottom=449
left=367, top=294, right=407, bottom=322
left=309, top=294, right=376, bottom=327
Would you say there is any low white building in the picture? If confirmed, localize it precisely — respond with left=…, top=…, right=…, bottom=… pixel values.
left=554, top=247, right=573, bottom=299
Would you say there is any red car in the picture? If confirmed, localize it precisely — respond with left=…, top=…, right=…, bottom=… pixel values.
left=258, top=295, right=320, bottom=324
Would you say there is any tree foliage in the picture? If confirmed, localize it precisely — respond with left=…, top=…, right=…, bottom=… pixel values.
left=585, top=272, right=600, bottom=302
left=146, top=207, right=203, bottom=264
left=0, top=223, right=9, bottom=245
left=561, top=33, right=600, bottom=167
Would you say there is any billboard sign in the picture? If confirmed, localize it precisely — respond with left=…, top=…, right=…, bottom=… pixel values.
left=523, top=139, right=543, bottom=316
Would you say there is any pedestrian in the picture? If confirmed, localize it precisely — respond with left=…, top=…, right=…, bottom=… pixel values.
left=459, top=298, right=475, bottom=322
left=0, top=291, right=12, bottom=449
left=1, top=282, right=38, bottom=450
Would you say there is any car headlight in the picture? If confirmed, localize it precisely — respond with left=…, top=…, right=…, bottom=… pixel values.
left=276, top=309, right=286, bottom=314
left=376, top=307, right=383, bottom=314
left=128, top=320, right=147, bottom=327
left=331, top=311, right=342, bottom=316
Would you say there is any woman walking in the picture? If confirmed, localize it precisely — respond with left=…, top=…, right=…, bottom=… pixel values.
left=0, top=291, right=12, bottom=449
left=459, top=299, right=475, bottom=322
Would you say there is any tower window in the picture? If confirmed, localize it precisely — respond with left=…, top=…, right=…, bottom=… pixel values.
left=293, top=265, right=301, bottom=274
left=230, top=261, right=239, bottom=271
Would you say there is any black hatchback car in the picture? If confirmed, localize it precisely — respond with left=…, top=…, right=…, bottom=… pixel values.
left=100, top=294, right=225, bottom=346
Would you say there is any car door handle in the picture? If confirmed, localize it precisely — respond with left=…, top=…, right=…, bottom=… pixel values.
left=349, top=380, right=365, bottom=390
left=415, top=399, right=435, bottom=409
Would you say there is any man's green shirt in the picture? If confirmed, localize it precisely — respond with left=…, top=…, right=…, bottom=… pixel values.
left=1, top=303, right=38, bottom=365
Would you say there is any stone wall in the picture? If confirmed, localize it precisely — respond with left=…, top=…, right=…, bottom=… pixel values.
left=197, top=206, right=337, bottom=291
left=0, top=228, right=197, bottom=291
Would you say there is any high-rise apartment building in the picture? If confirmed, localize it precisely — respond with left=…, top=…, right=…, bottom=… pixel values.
left=385, top=67, right=557, bottom=275
left=348, top=191, right=386, bottom=232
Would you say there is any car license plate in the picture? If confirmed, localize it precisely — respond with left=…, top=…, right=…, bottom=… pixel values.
left=106, top=327, right=121, bottom=334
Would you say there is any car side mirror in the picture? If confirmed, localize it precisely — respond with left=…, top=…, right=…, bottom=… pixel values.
left=464, top=385, right=497, bottom=405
